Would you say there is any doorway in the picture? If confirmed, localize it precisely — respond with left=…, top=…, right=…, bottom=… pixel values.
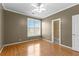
left=52, top=18, right=61, bottom=44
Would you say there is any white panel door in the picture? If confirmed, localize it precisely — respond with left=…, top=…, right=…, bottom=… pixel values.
left=72, top=14, right=79, bottom=51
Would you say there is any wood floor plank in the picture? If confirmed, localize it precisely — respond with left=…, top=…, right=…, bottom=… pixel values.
left=0, top=39, right=79, bottom=56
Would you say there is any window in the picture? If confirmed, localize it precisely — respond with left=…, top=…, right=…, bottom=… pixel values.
left=27, top=18, right=41, bottom=37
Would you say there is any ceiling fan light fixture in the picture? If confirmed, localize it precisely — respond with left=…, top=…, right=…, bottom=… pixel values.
left=32, top=3, right=46, bottom=13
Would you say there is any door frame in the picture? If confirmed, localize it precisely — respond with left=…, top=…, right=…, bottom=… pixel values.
left=52, top=18, right=61, bottom=44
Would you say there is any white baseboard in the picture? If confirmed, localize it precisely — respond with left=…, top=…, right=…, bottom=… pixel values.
left=4, top=39, right=38, bottom=47
left=59, top=44, right=72, bottom=49
left=59, top=44, right=79, bottom=52
left=1, top=39, right=79, bottom=53
left=0, top=39, right=39, bottom=53
left=0, top=46, right=4, bottom=53
left=43, top=39, right=72, bottom=49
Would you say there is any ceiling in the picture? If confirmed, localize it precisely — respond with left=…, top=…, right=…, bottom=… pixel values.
left=2, top=3, right=78, bottom=19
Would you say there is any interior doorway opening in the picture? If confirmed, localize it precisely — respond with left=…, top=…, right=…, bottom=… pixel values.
left=52, top=18, right=61, bottom=44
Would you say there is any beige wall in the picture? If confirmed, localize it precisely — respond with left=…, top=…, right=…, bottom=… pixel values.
left=3, top=10, right=41, bottom=45
left=42, top=5, right=79, bottom=47
left=3, top=10, right=27, bottom=44
left=42, top=19, right=52, bottom=40
left=0, top=4, right=3, bottom=49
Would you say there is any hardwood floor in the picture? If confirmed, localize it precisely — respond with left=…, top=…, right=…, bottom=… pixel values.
left=0, top=39, right=79, bottom=56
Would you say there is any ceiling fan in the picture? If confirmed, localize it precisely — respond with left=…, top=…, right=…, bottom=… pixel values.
left=32, top=3, right=46, bottom=13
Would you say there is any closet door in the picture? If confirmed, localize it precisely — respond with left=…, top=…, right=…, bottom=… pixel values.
left=72, top=14, right=79, bottom=51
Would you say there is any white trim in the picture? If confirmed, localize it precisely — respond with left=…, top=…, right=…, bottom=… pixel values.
left=2, top=3, right=42, bottom=20
left=60, top=44, right=72, bottom=49
left=2, top=3, right=42, bottom=19
left=0, top=46, right=4, bottom=53
left=52, top=18, right=61, bottom=44
left=43, top=39, right=72, bottom=49
left=0, top=39, right=39, bottom=53
left=1, top=39, right=78, bottom=53
left=60, top=44, right=79, bottom=52
left=2, top=3, right=26, bottom=16
left=51, top=21, right=54, bottom=43
left=43, top=39, right=79, bottom=52
left=2, top=3, right=78, bottom=19
left=46, top=4, right=78, bottom=18
left=4, top=39, right=38, bottom=47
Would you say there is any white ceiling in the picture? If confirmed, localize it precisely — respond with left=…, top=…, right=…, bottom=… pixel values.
left=2, top=3, right=78, bottom=19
